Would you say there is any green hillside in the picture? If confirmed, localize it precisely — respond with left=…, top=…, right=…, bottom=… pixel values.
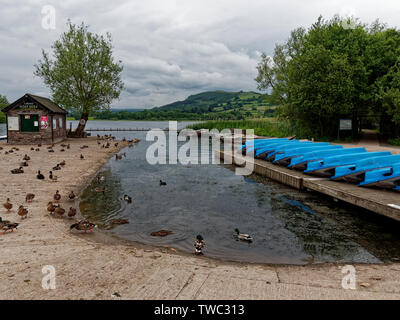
left=94, top=90, right=277, bottom=120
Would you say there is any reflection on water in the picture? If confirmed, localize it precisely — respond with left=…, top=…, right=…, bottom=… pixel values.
left=79, top=121, right=400, bottom=265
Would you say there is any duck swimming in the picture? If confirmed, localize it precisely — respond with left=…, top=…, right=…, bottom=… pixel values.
left=234, top=229, right=253, bottom=242
left=194, top=235, right=205, bottom=255
left=160, top=180, right=167, bottom=186
left=123, top=195, right=132, bottom=203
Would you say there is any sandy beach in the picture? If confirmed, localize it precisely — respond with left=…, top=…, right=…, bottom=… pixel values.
left=1, top=137, right=400, bottom=300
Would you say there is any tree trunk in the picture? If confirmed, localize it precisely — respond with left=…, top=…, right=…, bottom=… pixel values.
left=73, top=112, right=89, bottom=138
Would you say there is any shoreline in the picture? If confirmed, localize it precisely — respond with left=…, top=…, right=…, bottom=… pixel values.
left=1, top=137, right=400, bottom=299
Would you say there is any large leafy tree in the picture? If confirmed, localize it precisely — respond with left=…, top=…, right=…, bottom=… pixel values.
left=256, top=15, right=400, bottom=139
left=0, top=94, right=9, bottom=124
left=34, top=21, right=124, bottom=136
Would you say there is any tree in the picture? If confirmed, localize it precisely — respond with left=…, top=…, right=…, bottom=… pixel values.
left=0, top=94, right=9, bottom=124
left=34, top=21, right=124, bottom=136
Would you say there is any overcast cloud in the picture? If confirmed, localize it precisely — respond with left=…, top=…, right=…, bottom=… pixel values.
left=1, top=0, right=400, bottom=108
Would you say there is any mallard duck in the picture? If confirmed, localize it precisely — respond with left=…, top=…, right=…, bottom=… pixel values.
left=67, top=207, right=76, bottom=218
left=114, top=143, right=119, bottom=147
left=115, top=154, right=123, bottom=160
left=194, top=235, right=205, bottom=255
left=25, top=194, right=35, bottom=203
left=52, top=164, right=61, bottom=171
left=37, top=170, right=45, bottom=180
left=49, top=171, right=58, bottom=182
left=3, top=198, right=12, bottom=212
left=123, top=195, right=132, bottom=203
left=0, top=217, right=19, bottom=234
left=160, top=180, right=167, bottom=186
left=60, top=149, right=65, bottom=152
left=54, top=205, right=65, bottom=218
left=11, top=167, right=24, bottom=174
left=53, top=190, right=61, bottom=202
left=47, top=202, right=56, bottom=215
left=21, top=161, right=29, bottom=167
left=38, top=144, right=42, bottom=147
left=66, top=144, right=70, bottom=149
left=70, top=220, right=96, bottom=233
left=30, top=147, right=34, bottom=151
left=80, top=154, right=84, bottom=160
left=35, top=148, right=40, bottom=152
left=68, top=191, right=76, bottom=201
left=48, top=149, right=54, bottom=153
left=17, top=205, right=28, bottom=219
left=151, top=230, right=173, bottom=237
left=234, top=229, right=253, bottom=242
left=60, top=160, right=66, bottom=166
left=23, top=154, right=30, bottom=161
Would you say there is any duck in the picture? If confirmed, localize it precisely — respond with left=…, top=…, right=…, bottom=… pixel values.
left=234, top=229, right=253, bottom=242
left=0, top=217, right=19, bottom=234
left=49, top=171, right=58, bottom=182
left=53, top=190, right=61, bottom=202
left=23, top=154, right=30, bottom=161
left=54, top=205, right=65, bottom=218
left=48, top=149, right=54, bottom=153
left=109, top=219, right=129, bottom=225
left=80, top=154, right=85, bottom=160
left=35, top=148, right=40, bottom=152
left=60, top=160, right=66, bottom=166
left=3, top=198, right=12, bottom=213
left=37, top=170, right=45, bottom=180
left=115, top=154, right=123, bottom=160
left=160, top=180, right=167, bottom=186
left=25, top=194, right=35, bottom=203
left=194, top=235, right=205, bottom=255
left=66, top=144, right=70, bottom=149
left=30, top=147, right=34, bottom=151
left=70, top=220, right=96, bottom=233
left=67, top=207, right=77, bottom=218
left=21, top=161, right=29, bottom=167
left=68, top=191, right=76, bottom=201
left=52, top=164, right=61, bottom=171
left=123, top=195, right=132, bottom=203
left=17, top=205, right=28, bottom=219
left=47, top=202, right=56, bottom=215
left=60, top=149, right=65, bottom=152
left=11, top=167, right=24, bottom=174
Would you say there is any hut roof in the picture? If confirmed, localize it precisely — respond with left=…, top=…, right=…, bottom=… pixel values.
left=3, top=93, right=68, bottom=114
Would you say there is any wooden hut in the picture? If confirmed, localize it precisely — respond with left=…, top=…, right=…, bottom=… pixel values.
left=3, top=93, right=67, bottom=145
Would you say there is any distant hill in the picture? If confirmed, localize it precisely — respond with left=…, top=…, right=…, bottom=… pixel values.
left=92, top=90, right=277, bottom=121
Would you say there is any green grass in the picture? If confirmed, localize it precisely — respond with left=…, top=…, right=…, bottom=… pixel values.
left=187, top=119, right=295, bottom=137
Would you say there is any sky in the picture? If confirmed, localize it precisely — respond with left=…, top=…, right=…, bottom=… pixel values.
left=1, top=0, right=400, bottom=109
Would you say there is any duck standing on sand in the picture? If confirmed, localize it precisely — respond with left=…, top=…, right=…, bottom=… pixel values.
left=68, top=191, right=76, bottom=201
left=68, top=207, right=77, bottom=218
left=23, top=154, right=30, bottom=161
left=53, top=190, right=61, bottom=203
left=53, top=164, right=61, bottom=171
left=0, top=217, right=19, bottom=234
left=21, top=161, right=29, bottom=167
left=3, top=198, right=12, bottom=213
left=17, top=206, right=28, bottom=219
left=37, top=170, right=45, bottom=180
left=70, top=220, right=96, bottom=233
left=54, top=205, right=65, bottom=218
left=11, top=167, right=24, bottom=174
left=47, top=202, right=56, bottom=215
left=60, top=160, right=66, bottom=166
left=194, top=235, right=205, bottom=255
left=234, top=228, right=253, bottom=243
left=25, top=194, right=35, bottom=203
left=49, top=171, right=58, bottom=182
left=80, top=154, right=85, bottom=160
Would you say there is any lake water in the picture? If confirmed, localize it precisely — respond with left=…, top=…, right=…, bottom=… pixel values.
left=73, top=121, right=400, bottom=264
left=0, top=123, right=5, bottom=136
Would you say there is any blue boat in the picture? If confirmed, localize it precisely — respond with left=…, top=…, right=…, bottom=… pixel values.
left=245, top=139, right=297, bottom=155
left=304, top=151, right=392, bottom=177
left=288, top=148, right=366, bottom=170
left=266, top=142, right=331, bottom=161
left=394, top=186, right=400, bottom=191
left=360, top=163, right=400, bottom=188
left=253, top=141, right=313, bottom=158
left=272, top=144, right=342, bottom=166
left=239, top=138, right=288, bottom=152
left=331, top=154, right=400, bottom=183
left=0, top=135, right=6, bottom=141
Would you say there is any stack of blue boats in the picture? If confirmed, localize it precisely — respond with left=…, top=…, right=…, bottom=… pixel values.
left=239, top=138, right=400, bottom=191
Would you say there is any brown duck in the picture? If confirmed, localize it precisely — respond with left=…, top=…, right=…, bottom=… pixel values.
left=53, top=190, right=61, bottom=202
left=67, top=207, right=77, bottom=218
left=23, top=154, right=30, bottom=161
left=54, top=206, right=65, bottom=218
left=47, top=202, right=56, bottom=215
left=68, top=191, right=76, bottom=201
left=25, top=194, right=35, bottom=203
left=17, top=206, right=28, bottom=219
left=3, top=199, right=12, bottom=213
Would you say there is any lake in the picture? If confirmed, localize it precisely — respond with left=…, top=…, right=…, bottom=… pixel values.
left=74, top=120, right=400, bottom=265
